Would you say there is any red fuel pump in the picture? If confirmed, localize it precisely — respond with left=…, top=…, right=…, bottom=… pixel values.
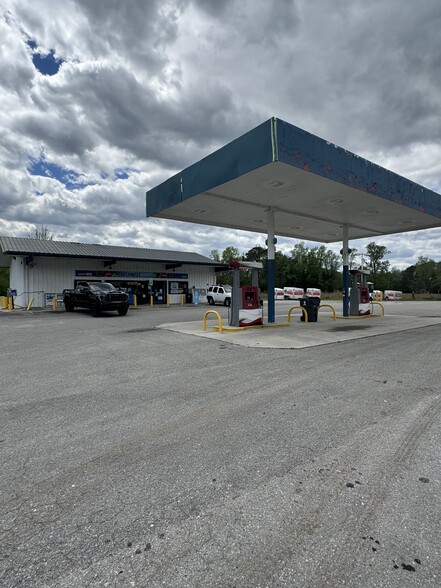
left=242, top=286, right=259, bottom=309
left=359, top=286, right=370, bottom=304
left=349, top=269, right=371, bottom=316
left=239, top=285, right=262, bottom=326
left=228, top=261, right=263, bottom=327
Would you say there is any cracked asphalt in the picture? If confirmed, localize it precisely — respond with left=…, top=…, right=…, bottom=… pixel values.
left=1, top=302, right=440, bottom=587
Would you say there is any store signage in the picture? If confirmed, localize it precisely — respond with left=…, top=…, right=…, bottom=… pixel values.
left=76, top=270, right=188, bottom=279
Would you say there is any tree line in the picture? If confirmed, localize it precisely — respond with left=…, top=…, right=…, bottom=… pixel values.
left=211, top=243, right=441, bottom=294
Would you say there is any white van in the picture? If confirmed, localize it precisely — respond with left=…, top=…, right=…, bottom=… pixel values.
left=384, top=290, right=402, bottom=301
left=274, top=288, right=285, bottom=300
left=283, top=286, right=304, bottom=300
left=306, top=287, right=321, bottom=298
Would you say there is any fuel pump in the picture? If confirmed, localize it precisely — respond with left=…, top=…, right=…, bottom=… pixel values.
left=228, top=261, right=263, bottom=327
left=349, top=269, right=371, bottom=316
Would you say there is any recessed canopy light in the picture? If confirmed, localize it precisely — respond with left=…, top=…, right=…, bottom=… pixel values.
left=327, top=198, right=344, bottom=204
left=400, top=220, right=414, bottom=225
left=253, top=219, right=264, bottom=223
left=363, top=209, right=380, bottom=215
left=268, top=180, right=285, bottom=188
left=193, top=208, right=207, bottom=214
left=326, top=232, right=338, bottom=236
left=289, top=225, right=302, bottom=230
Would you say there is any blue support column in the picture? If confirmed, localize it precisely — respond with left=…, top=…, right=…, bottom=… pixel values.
left=268, top=258, right=275, bottom=323
left=267, top=208, right=275, bottom=323
left=342, top=224, right=349, bottom=317
left=343, top=265, right=349, bottom=317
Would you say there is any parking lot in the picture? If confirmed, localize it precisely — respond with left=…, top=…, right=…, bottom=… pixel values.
left=1, top=301, right=441, bottom=587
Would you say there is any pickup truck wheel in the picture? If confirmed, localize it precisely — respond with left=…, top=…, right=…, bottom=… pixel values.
left=207, top=297, right=214, bottom=305
left=117, top=306, right=128, bottom=316
left=90, top=302, right=100, bottom=317
left=224, top=298, right=231, bottom=307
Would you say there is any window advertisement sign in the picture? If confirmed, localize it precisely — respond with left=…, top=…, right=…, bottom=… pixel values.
left=76, top=270, right=188, bottom=279
left=45, top=293, right=55, bottom=307
left=196, top=288, right=207, bottom=303
left=45, top=293, right=64, bottom=307
left=168, top=281, right=188, bottom=295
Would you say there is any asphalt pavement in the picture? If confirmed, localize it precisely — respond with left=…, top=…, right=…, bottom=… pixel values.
left=1, top=301, right=440, bottom=587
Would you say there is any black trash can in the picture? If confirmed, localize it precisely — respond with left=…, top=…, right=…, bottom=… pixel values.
left=299, top=297, right=320, bottom=322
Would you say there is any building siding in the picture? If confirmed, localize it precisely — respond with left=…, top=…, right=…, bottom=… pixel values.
left=9, top=256, right=217, bottom=308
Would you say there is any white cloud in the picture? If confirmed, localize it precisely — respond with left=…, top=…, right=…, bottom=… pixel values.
left=0, top=0, right=440, bottom=268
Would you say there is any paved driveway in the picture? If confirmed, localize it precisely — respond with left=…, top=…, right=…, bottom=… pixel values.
left=1, top=303, right=440, bottom=587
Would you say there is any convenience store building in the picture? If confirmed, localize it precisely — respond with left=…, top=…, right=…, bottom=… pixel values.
left=0, top=236, right=226, bottom=309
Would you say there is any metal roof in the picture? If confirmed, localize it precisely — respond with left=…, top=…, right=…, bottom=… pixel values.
left=146, top=117, right=441, bottom=242
left=0, top=236, right=225, bottom=267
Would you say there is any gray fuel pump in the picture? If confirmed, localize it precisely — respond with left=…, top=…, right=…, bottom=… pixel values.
left=228, top=261, right=263, bottom=327
left=349, top=269, right=371, bottom=316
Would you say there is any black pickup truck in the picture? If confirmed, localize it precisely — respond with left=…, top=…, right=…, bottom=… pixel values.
left=63, top=281, right=130, bottom=317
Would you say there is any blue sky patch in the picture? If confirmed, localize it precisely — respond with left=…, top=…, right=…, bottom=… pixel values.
left=26, top=38, right=63, bottom=75
left=28, top=156, right=94, bottom=190
left=115, top=167, right=137, bottom=180
left=115, top=168, right=129, bottom=180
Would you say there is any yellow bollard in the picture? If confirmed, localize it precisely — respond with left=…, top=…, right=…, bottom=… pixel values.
left=181, top=294, right=184, bottom=305
left=167, top=295, right=170, bottom=306
left=318, top=304, right=336, bottom=320
left=203, top=310, right=223, bottom=333
left=133, top=294, right=137, bottom=307
left=52, top=296, right=57, bottom=310
left=26, top=298, right=34, bottom=311
left=150, top=295, right=153, bottom=307
left=8, top=296, right=13, bottom=311
left=287, top=305, right=308, bottom=323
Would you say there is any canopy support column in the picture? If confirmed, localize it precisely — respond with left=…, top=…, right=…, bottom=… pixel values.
left=342, top=224, right=349, bottom=317
left=267, top=208, right=275, bottom=323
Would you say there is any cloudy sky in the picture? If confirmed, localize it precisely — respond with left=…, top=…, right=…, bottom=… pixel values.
left=1, top=0, right=440, bottom=269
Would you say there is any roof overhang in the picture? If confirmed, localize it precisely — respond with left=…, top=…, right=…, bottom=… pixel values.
left=146, top=117, right=441, bottom=243
left=0, top=237, right=228, bottom=269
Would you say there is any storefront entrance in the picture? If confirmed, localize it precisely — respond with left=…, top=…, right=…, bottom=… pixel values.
left=87, top=278, right=191, bottom=305
left=152, top=280, right=167, bottom=304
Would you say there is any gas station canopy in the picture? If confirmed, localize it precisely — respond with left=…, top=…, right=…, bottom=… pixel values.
left=146, top=117, right=441, bottom=243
